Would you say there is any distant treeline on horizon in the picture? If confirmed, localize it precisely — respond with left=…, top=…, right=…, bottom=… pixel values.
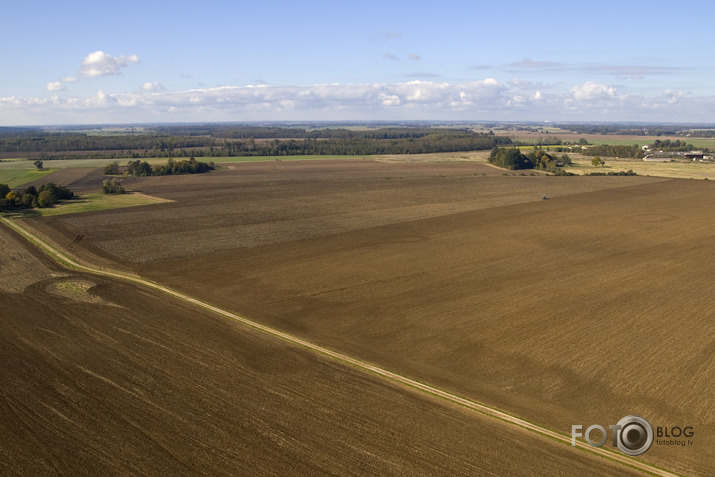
left=0, top=122, right=714, bottom=160
left=0, top=126, right=514, bottom=159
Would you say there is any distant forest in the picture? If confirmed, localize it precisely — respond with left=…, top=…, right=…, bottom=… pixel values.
left=0, top=126, right=512, bottom=160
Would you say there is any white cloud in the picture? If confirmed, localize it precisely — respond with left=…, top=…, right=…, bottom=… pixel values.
left=663, top=89, right=684, bottom=104
left=44, top=51, right=140, bottom=94
left=3, top=79, right=715, bottom=125
left=80, top=51, right=139, bottom=78
left=46, top=81, right=65, bottom=92
left=408, top=53, right=421, bottom=61
left=569, top=81, right=617, bottom=101
left=142, top=81, right=165, bottom=91
left=383, top=53, right=399, bottom=61
left=379, top=93, right=401, bottom=106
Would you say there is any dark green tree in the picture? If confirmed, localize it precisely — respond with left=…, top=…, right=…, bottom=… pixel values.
left=104, top=161, right=120, bottom=175
left=102, top=178, right=125, bottom=194
left=37, top=190, right=57, bottom=207
left=489, top=148, right=535, bottom=170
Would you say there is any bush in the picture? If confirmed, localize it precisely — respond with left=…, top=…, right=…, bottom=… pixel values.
left=102, top=178, right=125, bottom=194
left=104, top=161, right=120, bottom=175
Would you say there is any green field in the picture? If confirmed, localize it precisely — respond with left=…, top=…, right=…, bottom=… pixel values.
left=0, top=169, right=55, bottom=188
left=1, top=155, right=373, bottom=174
left=4, top=192, right=173, bottom=218
left=41, top=192, right=172, bottom=216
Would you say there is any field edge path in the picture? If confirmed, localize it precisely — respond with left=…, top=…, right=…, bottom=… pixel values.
left=1, top=216, right=681, bottom=477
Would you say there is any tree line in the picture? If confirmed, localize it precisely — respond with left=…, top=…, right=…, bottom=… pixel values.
left=0, top=127, right=512, bottom=160
left=575, top=144, right=645, bottom=159
left=106, top=157, right=215, bottom=177
left=221, top=134, right=510, bottom=156
left=648, top=139, right=698, bottom=152
left=0, top=132, right=213, bottom=154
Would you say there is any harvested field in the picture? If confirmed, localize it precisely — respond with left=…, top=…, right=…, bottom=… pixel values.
left=0, top=227, right=645, bottom=476
left=21, top=160, right=715, bottom=475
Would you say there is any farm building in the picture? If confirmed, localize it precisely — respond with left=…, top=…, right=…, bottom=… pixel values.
left=643, top=155, right=671, bottom=162
left=685, top=152, right=705, bottom=161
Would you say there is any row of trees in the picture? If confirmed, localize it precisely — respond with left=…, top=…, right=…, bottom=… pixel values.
left=576, top=144, right=644, bottom=159
left=107, top=157, right=215, bottom=177
left=0, top=182, right=74, bottom=210
left=648, top=139, right=698, bottom=152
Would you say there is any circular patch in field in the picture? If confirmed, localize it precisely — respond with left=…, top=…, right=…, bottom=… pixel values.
left=46, top=279, right=107, bottom=305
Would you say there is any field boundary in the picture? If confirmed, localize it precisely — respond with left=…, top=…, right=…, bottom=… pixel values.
left=1, top=216, right=682, bottom=477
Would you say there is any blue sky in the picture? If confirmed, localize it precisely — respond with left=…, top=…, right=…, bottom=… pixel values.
left=2, top=0, right=714, bottom=125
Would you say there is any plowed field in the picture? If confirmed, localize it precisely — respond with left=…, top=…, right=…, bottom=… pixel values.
left=20, top=159, right=715, bottom=475
left=0, top=224, right=644, bottom=476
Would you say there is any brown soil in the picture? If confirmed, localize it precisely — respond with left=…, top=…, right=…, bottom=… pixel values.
left=28, top=160, right=663, bottom=264
left=22, top=160, right=715, bottom=475
left=0, top=223, right=67, bottom=292
left=0, top=225, right=644, bottom=476
left=22, top=167, right=107, bottom=194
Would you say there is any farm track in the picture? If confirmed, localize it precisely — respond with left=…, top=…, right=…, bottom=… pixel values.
left=0, top=216, right=682, bottom=477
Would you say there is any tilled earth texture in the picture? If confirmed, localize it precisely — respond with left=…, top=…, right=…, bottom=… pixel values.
left=20, top=159, right=715, bottom=476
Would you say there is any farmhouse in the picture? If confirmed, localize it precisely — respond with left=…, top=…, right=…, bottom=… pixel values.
left=685, top=151, right=705, bottom=161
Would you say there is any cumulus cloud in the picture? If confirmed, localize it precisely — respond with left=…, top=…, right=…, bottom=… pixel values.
left=569, top=81, right=617, bottom=101
left=142, top=81, right=165, bottom=91
left=663, top=89, right=684, bottom=104
left=80, top=51, right=139, bottom=78
left=4, top=79, right=715, bottom=124
left=44, top=51, right=140, bottom=94
left=46, top=81, right=65, bottom=92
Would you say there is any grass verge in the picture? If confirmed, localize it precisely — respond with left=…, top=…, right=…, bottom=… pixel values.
left=21, top=192, right=172, bottom=217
